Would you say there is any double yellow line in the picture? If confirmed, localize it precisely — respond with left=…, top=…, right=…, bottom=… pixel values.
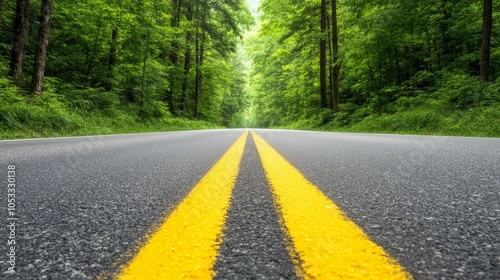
left=118, top=131, right=411, bottom=279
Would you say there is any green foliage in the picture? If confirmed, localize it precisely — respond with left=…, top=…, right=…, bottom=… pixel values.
left=220, top=49, right=250, bottom=127
left=435, top=73, right=500, bottom=110
left=351, top=110, right=444, bottom=134
left=0, top=0, right=252, bottom=139
left=248, top=0, right=500, bottom=137
left=0, top=88, right=83, bottom=135
left=290, top=76, right=500, bottom=137
left=0, top=85, right=219, bottom=139
left=1, top=0, right=498, bottom=138
left=248, top=0, right=323, bottom=127
left=64, top=87, right=120, bottom=114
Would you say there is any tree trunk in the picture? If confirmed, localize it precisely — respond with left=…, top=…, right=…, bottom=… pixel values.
left=166, top=0, right=182, bottom=115
left=439, top=0, right=453, bottom=68
left=108, top=28, right=119, bottom=71
left=0, top=0, right=5, bottom=32
left=106, top=28, right=119, bottom=90
left=30, top=0, right=52, bottom=95
left=181, top=4, right=193, bottom=116
left=331, top=0, right=340, bottom=113
left=327, top=15, right=334, bottom=110
left=194, top=28, right=200, bottom=119
left=141, top=29, right=151, bottom=106
left=194, top=31, right=205, bottom=119
left=140, top=6, right=156, bottom=113
left=480, top=0, right=493, bottom=82
left=320, top=0, right=328, bottom=109
left=394, top=46, right=402, bottom=84
left=9, top=0, right=30, bottom=87
left=83, top=18, right=102, bottom=81
left=194, top=2, right=206, bottom=119
left=105, top=1, right=122, bottom=91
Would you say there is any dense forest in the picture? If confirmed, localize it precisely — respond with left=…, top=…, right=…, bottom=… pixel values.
left=0, top=0, right=252, bottom=138
left=0, top=0, right=498, bottom=138
left=248, top=0, right=499, bottom=136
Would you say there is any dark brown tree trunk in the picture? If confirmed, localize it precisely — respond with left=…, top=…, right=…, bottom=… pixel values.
left=194, top=28, right=200, bottom=119
left=166, top=0, right=182, bottom=114
left=108, top=28, right=119, bottom=71
left=331, top=0, right=340, bottom=113
left=10, top=0, right=30, bottom=87
left=0, top=0, right=5, bottom=32
left=83, top=18, right=102, bottom=81
left=141, top=29, right=151, bottom=106
left=394, top=46, right=402, bottom=84
left=106, top=28, right=119, bottom=90
left=140, top=6, right=156, bottom=113
left=30, top=0, right=52, bottom=95
left=193, top=2, right=205, bottom=119
left=106, top=1, right=122, bottom=91
left=320, top=0, right=328, bottom=109
left=480, top=0, right=493, bottom=82
left=439, top=0, right=453, bottom=68
left=194, top=31, right=205, bottom=119
left=327, top=15, right=334, bottom=110
left=181, top=4, right=193, bottom=116
left=181, top=49, right=191, bottom=116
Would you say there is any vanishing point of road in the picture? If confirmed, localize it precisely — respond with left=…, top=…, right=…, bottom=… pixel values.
left=1, top=129, right=499, bottom=279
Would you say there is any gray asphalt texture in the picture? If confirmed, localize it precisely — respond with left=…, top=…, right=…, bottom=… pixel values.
left=0, top=129, right=499, bottom=279
left=255, top=129, right=500, bottom=279
left=214, top=134, right=298, bottom=279
left=0, top=130, right=244, bottom=279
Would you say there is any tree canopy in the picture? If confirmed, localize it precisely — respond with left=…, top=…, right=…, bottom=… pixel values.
left=0, top=0, right=253, bottom=135
left=248, top=0, right=499, bottom=134
left=0, top=0, right=499, bottom=138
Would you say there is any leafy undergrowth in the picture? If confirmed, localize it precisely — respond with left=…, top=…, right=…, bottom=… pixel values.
left=0, top=80, right=219, bottom=140
left=286, top=74, right=500, bottom=137
left=333, top=106, right=500, bottom=137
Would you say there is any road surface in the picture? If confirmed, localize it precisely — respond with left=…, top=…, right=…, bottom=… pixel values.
left=1, top=129, right=499, bottom=279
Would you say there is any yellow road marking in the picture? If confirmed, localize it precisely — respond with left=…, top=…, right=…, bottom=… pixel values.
left=252, top=131, right=411, bottom=279
left=119, top=131, right=248, bottom=279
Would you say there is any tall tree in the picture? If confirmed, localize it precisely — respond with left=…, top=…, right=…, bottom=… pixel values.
left=181, top=3, right=194, bottom=116
left=0, top=0, right=252, bottom=126
left=107, top=0, right=122, bottom=91
left=480, top=0, right=493, bottom=82
left=320, top=0, right=328, bottom=109
left=30, top=0, right=53, bottom=95
left=0, top=0, right=5, bottom=32
left=166, top=0, right=182, bottom=114
left=331, top=0, right=340, bottom=113
left=9, top=0, right=30, bottom=87
left=193, top=4, right=205, bottom=119
left=106, top=28, right=119, bottom=90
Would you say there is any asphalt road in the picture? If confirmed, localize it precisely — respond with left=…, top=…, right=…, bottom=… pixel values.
left=0, top=129, right=499, bottom=279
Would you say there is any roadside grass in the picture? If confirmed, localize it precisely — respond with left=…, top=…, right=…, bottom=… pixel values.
left=284, top=103, right=499, bottom=138
left=334, top=106, right=500, bottom=137
left=2, top=69, right=499, bottom=139
left=286, top=105, right=500, bottom=138
left=0, top=111, right=219, bottom=140
left=286, top=74, right=500, bottom=138
left=0, top=110, right=219, bottom=140
left=0, top=85, right=219, bottom=140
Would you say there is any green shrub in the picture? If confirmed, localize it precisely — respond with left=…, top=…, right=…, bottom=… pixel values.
left=138, top=100, right=171, bottom=120
left=445, top=105, right=500, bottom=137
left=63, top=86, right=120, bottom=113
left=436, top=73, right=482, bottom=110
left=0, top=103, right=82, bottom=132
left=405, top=70, right=436, bottom=89
left=351, top=109, right=444, bottom=133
